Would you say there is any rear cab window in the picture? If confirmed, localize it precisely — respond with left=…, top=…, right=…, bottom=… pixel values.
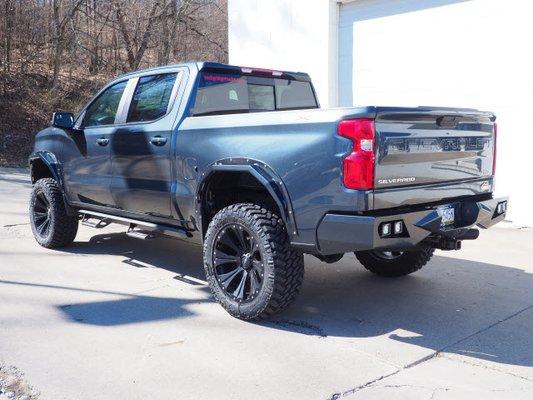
left=191, top=69, right=318, bottom=116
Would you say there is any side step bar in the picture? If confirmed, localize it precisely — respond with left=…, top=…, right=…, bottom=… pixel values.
left=81, top=214, right=111, bottom=229
left=79, top=210, right=190, bottom=240
left=126, top=229, right=155, bottom=241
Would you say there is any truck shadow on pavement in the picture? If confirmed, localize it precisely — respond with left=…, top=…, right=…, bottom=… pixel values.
left=65, top=232, right=207, bottom=281
left=269, top=253, right=533, bottom=370
left=50, top=232, right=211, bottom=326
left=54, top=232, right=532, bottom=369
left=58, top=294, right=209, bottom=326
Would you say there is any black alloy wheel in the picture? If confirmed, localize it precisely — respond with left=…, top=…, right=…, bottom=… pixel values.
left=213, top=223, right=264, bottom=302
left=32, top=189, right=52, bottom=238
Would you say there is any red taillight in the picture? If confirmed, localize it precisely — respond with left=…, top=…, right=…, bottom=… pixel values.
left=338, top=118, right=375, bottom=190
left=492, top=123, right=497, bottom=175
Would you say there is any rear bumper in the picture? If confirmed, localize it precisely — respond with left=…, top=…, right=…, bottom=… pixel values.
left=316, top=197, right=508, bottom=255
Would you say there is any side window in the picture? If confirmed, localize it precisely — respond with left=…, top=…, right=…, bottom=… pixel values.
left=83, top=80, right=128, bottom=127
left=127, top=73, right=177, bottom=123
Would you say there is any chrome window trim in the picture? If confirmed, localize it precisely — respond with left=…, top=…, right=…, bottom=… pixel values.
left=166, top=71, right=183, bottom=114
left=114, top=77, right=139, bottom=125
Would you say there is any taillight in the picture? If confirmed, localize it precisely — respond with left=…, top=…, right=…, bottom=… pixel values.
left=492, top=123, right=497, bottom=175
left=241, top=67, right=283, bottom=77
left=338, top=118, right=375, bottom=190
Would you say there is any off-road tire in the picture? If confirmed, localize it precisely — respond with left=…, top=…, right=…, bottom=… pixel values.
left=203, top=203, right=304, bottom=320
left=355, top=248, right=435, bottom=277
left=29, top=178, right=78, bottom=248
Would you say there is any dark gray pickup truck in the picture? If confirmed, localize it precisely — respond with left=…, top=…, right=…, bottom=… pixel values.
left=29, top=62, right=508, bottom=319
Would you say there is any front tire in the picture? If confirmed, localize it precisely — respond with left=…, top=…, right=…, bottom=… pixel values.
left=355, top=248, right=434, bottom=277
left=29, top=178, right=78, bottom=248
left=203, top=203, right=304, bottom=320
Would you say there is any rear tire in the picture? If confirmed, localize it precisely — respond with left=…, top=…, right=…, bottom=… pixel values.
left=355, top=248, right=434, bottom=277
left=29, top=178, right=78, bottom=248
left=203, top=203, right=304, bottom=320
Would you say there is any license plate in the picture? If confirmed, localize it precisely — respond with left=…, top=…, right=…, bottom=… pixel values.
left=437, top=206, right=455, bottom=225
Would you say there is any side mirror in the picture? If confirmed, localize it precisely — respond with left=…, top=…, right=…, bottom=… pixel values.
left=51, top=112, right=75, bottom=129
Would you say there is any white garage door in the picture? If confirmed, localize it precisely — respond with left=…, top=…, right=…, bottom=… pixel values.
left=338, top=0, right=533, bottom=226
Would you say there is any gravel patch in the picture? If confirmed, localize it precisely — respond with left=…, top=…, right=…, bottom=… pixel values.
left=0, top=364, right=39, bottom=400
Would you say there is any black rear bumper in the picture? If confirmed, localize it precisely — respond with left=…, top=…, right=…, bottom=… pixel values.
left=316, top=197, right=508, bottom=255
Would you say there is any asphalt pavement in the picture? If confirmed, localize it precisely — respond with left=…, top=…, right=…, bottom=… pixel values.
left=0, top=167, right=531, bottom=399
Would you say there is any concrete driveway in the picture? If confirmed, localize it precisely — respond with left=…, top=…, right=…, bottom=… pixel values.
left=0, top=167, right=532, bottom=400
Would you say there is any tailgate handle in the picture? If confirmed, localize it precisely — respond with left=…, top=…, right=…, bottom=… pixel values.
left=436, top=116, right=461, bottom=128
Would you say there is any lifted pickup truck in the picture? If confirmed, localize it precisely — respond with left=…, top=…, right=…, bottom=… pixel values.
left=29, top=62, right=508, bottom=319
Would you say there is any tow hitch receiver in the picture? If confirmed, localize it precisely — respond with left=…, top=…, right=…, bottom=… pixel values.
left=429, top=228, right=480, bottom=251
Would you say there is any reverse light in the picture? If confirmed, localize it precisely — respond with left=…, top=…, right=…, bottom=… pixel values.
left=338, top=118, right=376, bottom=190
left=360, top=139, right=373, bottom=152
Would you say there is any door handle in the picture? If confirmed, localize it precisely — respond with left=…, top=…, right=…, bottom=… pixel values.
left=96, top=138, right=109, bottom=146
left=150, top=136, right=167, bottom=146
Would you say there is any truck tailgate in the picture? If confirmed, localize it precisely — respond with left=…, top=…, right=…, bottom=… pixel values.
left=374, top=108, right=496, bottom=191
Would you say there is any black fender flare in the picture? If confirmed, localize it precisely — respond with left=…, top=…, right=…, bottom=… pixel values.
left=196, top=158, right=298, bottom=239
left=29, top=151, right=63, bottom=185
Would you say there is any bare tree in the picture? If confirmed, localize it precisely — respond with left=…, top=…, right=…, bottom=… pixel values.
left=114, top=0, right=162, bottom=70
left=51, top=0, right=85, bottom=88
left=0, top=0, right=227, bottom=88
left=0, top=0, right=227, bottom=165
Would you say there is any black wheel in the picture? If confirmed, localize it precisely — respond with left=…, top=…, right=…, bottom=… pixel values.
left=355, top=248, right=434, bottom=277
left=29, top=178, right=78, bottom=248
left=203, top=203, right=304, bottom=320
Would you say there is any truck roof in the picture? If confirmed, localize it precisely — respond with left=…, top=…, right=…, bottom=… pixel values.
left=116, top=61, right=311, bottom=82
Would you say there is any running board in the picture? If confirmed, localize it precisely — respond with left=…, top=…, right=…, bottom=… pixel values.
left=79, top=210, right=190, bottom=240
left=126, top=229, right=155, bottom=240
left=81, top=214, right=111, bottom=229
